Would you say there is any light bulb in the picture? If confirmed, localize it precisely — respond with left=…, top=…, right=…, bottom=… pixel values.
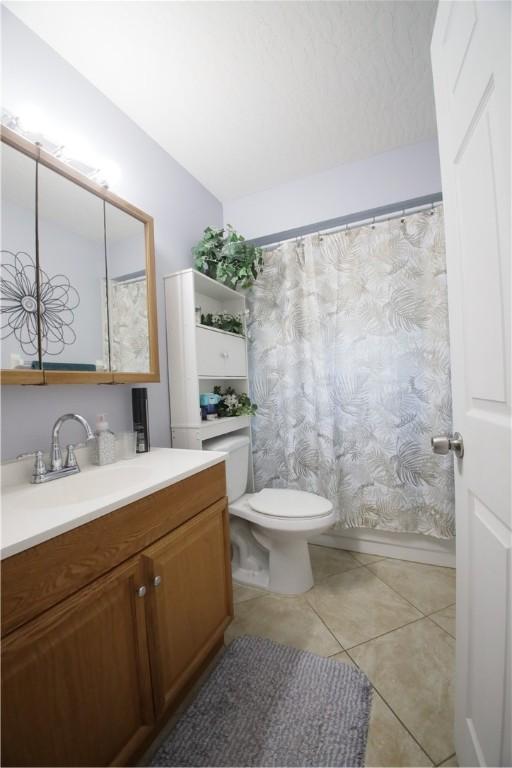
left=16, top=103, right=50, bottom=136
left=62, top=134, right=99, bottom=168
left=99, top=158, right=122, bottom=188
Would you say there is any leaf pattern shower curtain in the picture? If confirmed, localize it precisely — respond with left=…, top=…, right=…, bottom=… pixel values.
left=246, top=208, right=455, bottom=539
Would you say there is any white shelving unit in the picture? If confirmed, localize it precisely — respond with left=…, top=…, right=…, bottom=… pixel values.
left=164, top=268, right=254, bottom=488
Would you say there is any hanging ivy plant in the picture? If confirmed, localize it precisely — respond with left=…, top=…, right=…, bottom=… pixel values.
left=193, top=225, right=263, bottom=289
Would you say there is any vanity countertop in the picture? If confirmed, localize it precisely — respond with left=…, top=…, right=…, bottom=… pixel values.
left=1, top=447, right=226, bottom=560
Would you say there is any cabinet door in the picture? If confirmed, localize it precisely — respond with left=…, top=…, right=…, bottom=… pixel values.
left=196, top=326, right=247, bottom=378
left=196, top=326, right=226, bottom=377
left=223, top=333, right=247, bottom=377
left=1, top=558, right=154, bottom=767
left=142, top=499, right=233, bottom=716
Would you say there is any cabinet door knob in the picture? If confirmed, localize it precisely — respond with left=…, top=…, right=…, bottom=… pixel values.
left=153, top=575, right=162, bottom=587
left=136, top=585, right=146, bottom=598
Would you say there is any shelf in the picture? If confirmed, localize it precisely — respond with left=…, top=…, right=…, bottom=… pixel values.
left=200, top=415, right=250, bottom=440
left=196, top=324, right=245, bottom=340
left=193, top=270, right=242, bottom=301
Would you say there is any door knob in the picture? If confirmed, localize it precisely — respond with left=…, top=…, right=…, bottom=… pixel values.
left=136, top=586, right=146, bottom=598
left=431, top=432, right=464, bottom=458
left=153, top=575, right=162, bottom=587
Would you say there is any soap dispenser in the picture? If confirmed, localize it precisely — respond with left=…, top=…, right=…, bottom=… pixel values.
left=93, top=414, right=116, bottom=466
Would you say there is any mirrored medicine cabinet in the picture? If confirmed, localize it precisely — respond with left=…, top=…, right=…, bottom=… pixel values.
left=0, top=126, right=159, bottom=384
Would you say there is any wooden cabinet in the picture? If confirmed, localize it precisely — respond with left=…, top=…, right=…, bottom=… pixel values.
left=1, top=465, right=232, bottom=767
left=2, top=558, right=154, bottom=767
left=143, top=499, right=232, bottom=715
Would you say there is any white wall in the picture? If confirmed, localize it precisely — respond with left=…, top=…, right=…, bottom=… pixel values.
left=223, top=139, right=441, bottom=240
left=1, top=8, right=222, bottom=460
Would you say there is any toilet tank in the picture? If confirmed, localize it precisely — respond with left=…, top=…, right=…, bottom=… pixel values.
left=203, top=434, right=250, bottom=502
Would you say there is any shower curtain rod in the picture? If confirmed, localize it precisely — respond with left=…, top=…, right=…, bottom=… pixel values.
left=248, top=192, right=443, bottom=249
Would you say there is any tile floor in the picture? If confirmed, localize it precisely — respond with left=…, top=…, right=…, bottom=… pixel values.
left=226, top=544, right=457, bottom=767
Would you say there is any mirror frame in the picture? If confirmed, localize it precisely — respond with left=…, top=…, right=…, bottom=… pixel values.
left=0, top=126, right=159, bottom=385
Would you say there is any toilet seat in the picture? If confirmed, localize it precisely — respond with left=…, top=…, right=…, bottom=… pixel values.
left=248, top=488, right=333, bottom=519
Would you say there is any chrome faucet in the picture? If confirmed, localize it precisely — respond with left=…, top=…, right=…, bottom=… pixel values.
left=17, top=413, right=95, bottom=484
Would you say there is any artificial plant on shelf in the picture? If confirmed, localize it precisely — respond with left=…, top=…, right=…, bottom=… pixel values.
left=193, top=224, right=264, bottom=289
left=200, top=312, right=244, bottom=336
left=213, top=386, right=257, bottom=417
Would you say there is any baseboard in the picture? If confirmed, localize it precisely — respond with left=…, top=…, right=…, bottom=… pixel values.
left=311, top=527, right=456, bottom=568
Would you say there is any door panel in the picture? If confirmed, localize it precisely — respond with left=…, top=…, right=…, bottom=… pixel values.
left=467, top=496, right=509, bottom=764
left=431, top=3, right=511, bottom=766
left=196, top=326, right=226, bottom=377
left=456, top=91, right=507, bottom=403
left=196, top=326, right=247, bottom=378
left=1, top=558, right=154, bottom=767
left=224, top=333, right=247, bottom=377
left=142, top=499, right=232, bottom=715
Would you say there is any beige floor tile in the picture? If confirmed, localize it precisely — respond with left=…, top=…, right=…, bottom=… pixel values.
left=225, top=593, right=342, bottom=656
left=367, top=559, right=456, bottom=614
left=429, top=604, right=456, bottom=638
left=366, top=693, right=433, bottom=767
left=232, top=582, right=267, bottom=604
left=350, top=551, right=387, bottom=565
left=309, top=544, right=359, bottom=582
left=439, top=755, right=458, bottom=766
left=350, top=618, right=455, bottom=765
left=331, top=651, right=356, bottom=666
left=306, top=567, right=422, bottom=648
left=330, top=653, right=432, bottom=766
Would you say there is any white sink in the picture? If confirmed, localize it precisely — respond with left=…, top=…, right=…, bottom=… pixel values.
left=32, top=464, right=152, bottom=508
left=1, top=447, right=226, bottom=559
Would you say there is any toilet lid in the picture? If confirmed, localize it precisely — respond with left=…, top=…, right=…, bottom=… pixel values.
left=248, top=488, right=333, bottom=518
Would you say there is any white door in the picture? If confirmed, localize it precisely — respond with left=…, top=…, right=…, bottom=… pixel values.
left=431, top=3, right=511, bottom=766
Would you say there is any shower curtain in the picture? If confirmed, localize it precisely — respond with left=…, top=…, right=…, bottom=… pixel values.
left=246, top=207, right=455, bottom=539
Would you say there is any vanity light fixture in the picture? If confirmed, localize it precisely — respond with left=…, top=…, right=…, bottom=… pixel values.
left=1, top=105, right=122, bottom=189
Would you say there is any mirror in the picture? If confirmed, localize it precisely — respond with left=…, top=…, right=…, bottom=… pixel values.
left=104, top=203, right=149, bottom=373
left=0, top=127, right=159, bottom=384
left=37, top=165, right=109, bottom=372
left=0, top=143, right=39, bottom=371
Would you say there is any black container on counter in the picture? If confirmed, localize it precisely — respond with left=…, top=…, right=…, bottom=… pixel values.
left=132, top=388, right=150, bottom=453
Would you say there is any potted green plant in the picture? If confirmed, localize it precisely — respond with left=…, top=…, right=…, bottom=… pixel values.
left=200, top=312, right=244, bottom=336
left=193, top=225, right=263, bottom=289
left=213, top=386, right=258, bottom=417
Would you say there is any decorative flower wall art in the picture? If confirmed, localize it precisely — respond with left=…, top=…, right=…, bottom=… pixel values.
left=0, top=250, right=80, bottom=356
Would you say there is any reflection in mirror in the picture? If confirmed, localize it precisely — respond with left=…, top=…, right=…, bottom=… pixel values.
left=37, top=165, right=109, bottom=371
left=0, top=144, right=39, bottom=370
left=104, top=203, right=149, bottom=373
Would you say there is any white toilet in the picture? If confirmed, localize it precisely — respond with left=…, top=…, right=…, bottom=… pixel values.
left=204, top=434, right=336, bottom=595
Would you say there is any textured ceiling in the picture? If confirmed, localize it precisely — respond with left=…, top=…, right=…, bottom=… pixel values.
left=5, top=1, right=438, bottom=201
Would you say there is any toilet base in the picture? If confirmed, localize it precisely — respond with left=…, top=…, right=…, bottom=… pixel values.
left=251, top=527, right=314, bottom=594
left=232, top=566, right=269, bottom=591
left=229, top=513, right=316, bottom=596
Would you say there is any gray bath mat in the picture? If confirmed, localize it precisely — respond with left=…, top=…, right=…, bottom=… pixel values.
left=151, top=635, right=372, bottom=767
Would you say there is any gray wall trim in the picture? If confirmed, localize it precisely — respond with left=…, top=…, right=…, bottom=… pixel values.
left=248, top=192, right=443, bottom=247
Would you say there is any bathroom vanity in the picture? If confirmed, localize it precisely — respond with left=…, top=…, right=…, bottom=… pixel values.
left=1, top=449, right=232, bottom=767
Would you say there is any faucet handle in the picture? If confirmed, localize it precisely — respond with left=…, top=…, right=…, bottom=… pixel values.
left=65, top=444, right=78, bottom=468
left=16, top=450, right=39, bottom=461
left=33, top=450, right=47, bottom=480
left=17, top=450, right=47, bottom=481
